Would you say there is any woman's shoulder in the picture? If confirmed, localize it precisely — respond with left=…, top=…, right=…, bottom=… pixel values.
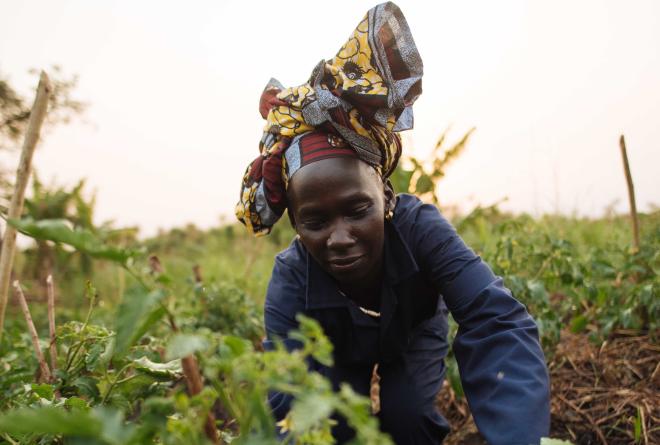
left=393, top=193, right=450, bottom=227
left=273, top=236, right=307, bottom=274
left=392, top=193, right=457, bottom=246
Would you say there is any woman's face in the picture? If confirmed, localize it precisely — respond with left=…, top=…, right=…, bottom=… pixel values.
left=287, top=157, right=392, bottom=288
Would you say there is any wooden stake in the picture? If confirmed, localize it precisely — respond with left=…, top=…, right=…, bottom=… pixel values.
left=149, top=256, right=221, bottom=444
left=14, top=280, right=52, bottom=383
left=0, top=72, right=52, bottom=340
left=619, top=135, right=640, bottom=253
left=47, top=274, right=57, bottom=373
left=192, top=264, right=203, bottom=284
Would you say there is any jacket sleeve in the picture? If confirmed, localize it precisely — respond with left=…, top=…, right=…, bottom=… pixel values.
left=408, top=201, right=550, bottom=445
left=263, top=254, right=307, bottom=423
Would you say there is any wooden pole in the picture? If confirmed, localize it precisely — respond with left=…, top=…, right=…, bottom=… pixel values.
left=0, top=72, right=52, bottom=340
left=148, top=256, right=221, bottom=444
left=619, top=135, right=640, bottom=253
left=14, top=280, right=52, bottom=382
left=47, top=274, right=57, bottom=373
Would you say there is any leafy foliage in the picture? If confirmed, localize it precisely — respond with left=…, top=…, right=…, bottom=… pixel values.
left=0, top=66, right=85, bottom=151
left=0, top=224, right=392, bottom=445
left=8, top=217, right=138, bottom=266
left=390, top=127, right=475, bottom=205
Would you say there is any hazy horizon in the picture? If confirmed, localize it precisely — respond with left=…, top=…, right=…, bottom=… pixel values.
left=2, top=0, right=659, bottom=237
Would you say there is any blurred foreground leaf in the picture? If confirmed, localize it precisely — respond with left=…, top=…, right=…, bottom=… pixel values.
left=165, top=334, right=208, bottom=360
left=114, top=287, right=167, bottom=358
left=133, top=356, right=182, bottom=379
left=7, top=217, right=136, bottom=265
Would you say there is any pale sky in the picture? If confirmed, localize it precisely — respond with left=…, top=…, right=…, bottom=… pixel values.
left=1, top=0, right=659, bottom=236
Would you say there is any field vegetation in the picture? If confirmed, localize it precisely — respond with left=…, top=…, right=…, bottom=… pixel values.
left=0, top=72, right=657, bottom=445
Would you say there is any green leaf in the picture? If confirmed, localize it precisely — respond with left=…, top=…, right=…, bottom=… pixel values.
left=7, top=217, right=136, bottom=265
left=96, top=407, right=135, bottom=445
left=527, top=280, right=549, bottom=305
left=222, top=335, right=251, bottom=358
left=165, top=334, right=209, bottom=360
left=570, top=315, right=588, bottom=333
left=85, top=342, right=105, bottom=371
left=389, top=166, right=414, bottom=194
left=31, top=383, right=55, bottom=400
left=290, top=393, right=334, bottom=432
left=114, top=287, right=166, bottom=358
left=634, top=406, right=642, bottom=442
left=133, top=356, right=182, bottom=379
left=415, top=174, right=435, bottom=194
left=0, top=406, right=101, bottom=436
left=64, top=397, right=89, bottom=411
left=73, top=375, right=100, bottom=399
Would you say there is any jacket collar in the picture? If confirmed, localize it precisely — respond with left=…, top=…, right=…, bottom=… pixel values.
left=304, top=221, right=420, bottom=310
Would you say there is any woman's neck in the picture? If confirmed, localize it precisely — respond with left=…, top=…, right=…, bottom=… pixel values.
left=338, top=268, right=383, bottom=311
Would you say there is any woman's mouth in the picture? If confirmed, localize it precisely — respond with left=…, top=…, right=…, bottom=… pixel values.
left=328, top=255, right=364, bottom=273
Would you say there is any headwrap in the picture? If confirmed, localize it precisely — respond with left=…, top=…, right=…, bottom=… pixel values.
left=236, top=1, right=423, bottom=235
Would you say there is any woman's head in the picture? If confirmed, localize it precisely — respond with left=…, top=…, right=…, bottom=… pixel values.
left=235, top=2, right=422, bottom=236
left=287, top=156, right=395, bottom=287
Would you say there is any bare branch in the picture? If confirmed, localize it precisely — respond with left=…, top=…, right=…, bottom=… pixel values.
left=14, top=280, right=52, bottom=383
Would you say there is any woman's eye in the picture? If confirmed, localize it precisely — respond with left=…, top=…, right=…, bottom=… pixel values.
left=349, top=205, right=371, bottom=219
left=302, top=220, right=325, bottom=231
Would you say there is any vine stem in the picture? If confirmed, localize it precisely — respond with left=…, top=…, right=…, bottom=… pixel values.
left=0, top=72, right=52, bottom=341
left=65, top=283, right=97, bottom=372
left=14, top=280, right=52, bottom=382
left=47, top=274, right=57, bottom=373
left=100, top=362, right=132, bottom=404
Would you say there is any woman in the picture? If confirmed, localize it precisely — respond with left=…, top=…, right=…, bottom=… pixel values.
left=236, top=3, right=550, bottom=444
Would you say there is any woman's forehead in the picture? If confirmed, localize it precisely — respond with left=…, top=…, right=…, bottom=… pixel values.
left=289, top=157, right=380, bottom=191
left=288, top=158, right=382, bottom=207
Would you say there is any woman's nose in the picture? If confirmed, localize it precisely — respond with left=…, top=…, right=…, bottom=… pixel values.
left=326, top=221, right=356, bottom=250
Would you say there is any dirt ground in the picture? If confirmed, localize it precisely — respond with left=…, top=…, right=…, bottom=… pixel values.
left=437, top=330, right=659, bottom=445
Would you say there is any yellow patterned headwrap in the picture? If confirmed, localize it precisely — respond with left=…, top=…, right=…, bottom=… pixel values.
left=236, top=2, right=423, bottom=235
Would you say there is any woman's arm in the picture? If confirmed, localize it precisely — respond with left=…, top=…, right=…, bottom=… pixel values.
left=404, top=198, right=550, bottom=445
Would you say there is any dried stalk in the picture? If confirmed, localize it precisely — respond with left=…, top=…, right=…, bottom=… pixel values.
left=47, top=274, right=57, bottom=373
left=0, top=72, right=52, bottom=341
left=149, top=256, right=221, bottom=444
left=193, top=264, right=203, bottom=284
left=192, top=265, right=209, bottom=319
left=619, top=135, right=640, bottom=253
left=556, top=393, right=608, bottom=445
left=14, top=281, right=52, bottom=382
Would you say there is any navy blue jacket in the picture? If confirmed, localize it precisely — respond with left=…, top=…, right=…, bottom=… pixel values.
left=264, top=194, right=550, bottom=444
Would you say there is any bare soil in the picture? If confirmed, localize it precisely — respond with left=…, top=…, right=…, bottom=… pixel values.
left=437, top=330, right=660, bottom=445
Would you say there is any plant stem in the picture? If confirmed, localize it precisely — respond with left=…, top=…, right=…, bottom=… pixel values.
left=65, top=284, right=97, bottom=371
left=101, top=363, right=132, bottom=404
left=149, top=255, right=221, bottom=444
left=14, top=280, right=52, bottom=382
left=47, top=274, right=57, bottom=373
left=0, top=72, right=52, bottom=341
left=2, top=433, right=19, bottom=445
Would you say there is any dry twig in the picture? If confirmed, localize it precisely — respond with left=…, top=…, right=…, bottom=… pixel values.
left=149, top=256, right=221, bottom=445
left=14, top=280, right=52, bottom=383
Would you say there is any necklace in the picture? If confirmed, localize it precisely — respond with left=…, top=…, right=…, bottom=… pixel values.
left=358, top=306, right=382, bottom=318
left=338, top=289, right=381, bottom=318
